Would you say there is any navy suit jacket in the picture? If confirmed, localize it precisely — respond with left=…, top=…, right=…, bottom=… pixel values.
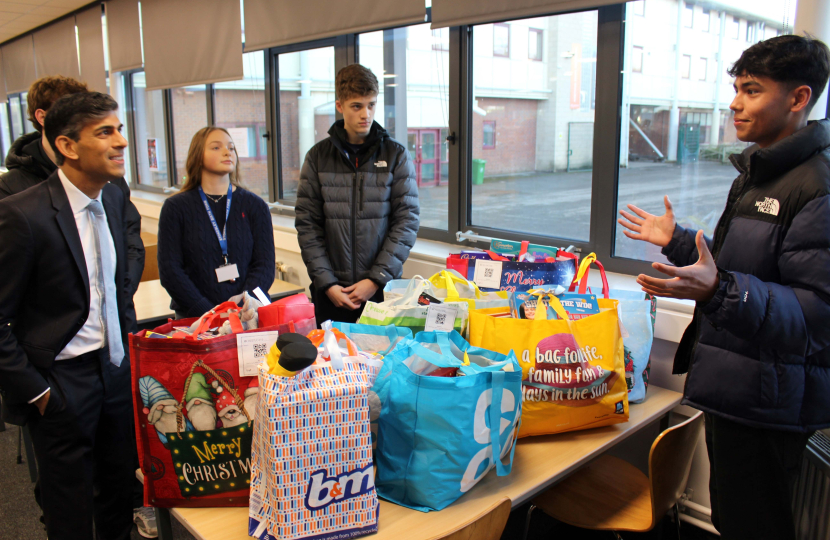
left=0, top=171, right=131, bottom=425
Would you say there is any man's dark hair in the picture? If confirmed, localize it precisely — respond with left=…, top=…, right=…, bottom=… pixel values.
left=44, top=92, right=118, bottom=166
left=728, top=34, right=830, bottom=112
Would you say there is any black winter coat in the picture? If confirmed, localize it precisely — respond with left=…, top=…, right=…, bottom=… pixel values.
left=667, top=119, right=830, bottom=433
left=295, top=121, right=419, bottom=291
left=0, top=132, right=145, bottom=331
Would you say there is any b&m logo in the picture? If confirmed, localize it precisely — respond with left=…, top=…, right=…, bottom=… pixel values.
left=304, top=464, right=375, bottom=511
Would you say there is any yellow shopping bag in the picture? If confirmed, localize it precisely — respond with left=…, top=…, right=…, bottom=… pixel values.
left=469, top=290, right=628, bottom=437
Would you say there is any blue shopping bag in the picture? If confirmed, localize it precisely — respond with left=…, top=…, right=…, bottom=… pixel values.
left=375, top=338, right=522, bottom=512
left=608, top=290, right=654, bottom=403
left=331, top=322, right=412, bottom=356
left=413, top=330, right=520, bottom=374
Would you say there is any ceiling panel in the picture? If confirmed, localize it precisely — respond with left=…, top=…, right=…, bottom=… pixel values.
left=0, top=0, right=89, bottom=46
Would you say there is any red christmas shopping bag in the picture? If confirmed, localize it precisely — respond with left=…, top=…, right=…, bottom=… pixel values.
left=130, top=304, right=293, bottom=508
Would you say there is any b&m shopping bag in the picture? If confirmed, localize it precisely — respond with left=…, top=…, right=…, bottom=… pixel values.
left=383, top=270, right=510, bottom=310
left=375, top=336, right=522, bottom=512
left=469, top=290, right=628, bottom=438
left=129, top=303, right=280, bottom=508
left=248, top=324, right=383, bottom=540
left=568, top=254, right=656, bottom=403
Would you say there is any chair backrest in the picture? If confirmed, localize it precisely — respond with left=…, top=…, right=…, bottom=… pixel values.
left=648, top=411, right=704, bottom=527
left=439, top=497, right=512, bottom=540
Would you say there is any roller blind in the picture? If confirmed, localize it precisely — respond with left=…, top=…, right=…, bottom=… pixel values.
left=105, top=0, right=142, bottom=72
left=244, top=0, right=426, bottom=51
left=2, top=36, right=37, bottom=95
left=141, top=0, right=243, bottom=91
left=33, top=17, right=81, bottom=80
left=431, top=0, right=625, bottom=28
left=77, top=7, right=108, bottom=93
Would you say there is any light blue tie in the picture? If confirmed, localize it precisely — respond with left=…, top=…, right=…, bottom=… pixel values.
left=87, top=200, right=124, bottom=367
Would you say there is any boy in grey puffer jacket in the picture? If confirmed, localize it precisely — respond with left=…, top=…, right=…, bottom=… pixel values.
left=295, top=64, right=419, bottom=325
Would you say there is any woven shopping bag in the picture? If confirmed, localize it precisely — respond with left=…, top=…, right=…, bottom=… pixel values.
left=248, top=323, right=383, bottom=540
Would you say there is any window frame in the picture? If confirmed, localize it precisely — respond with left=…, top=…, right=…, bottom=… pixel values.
left=699, top=57, right=708, bottom=81
left=528, top=28, right=543, bottom=61
left=482, top=120, right=496, bottom=149
left=493, top=23, right=510, bottom=58
left=701, top=9, right=711, bottom=32
left=731, top=16, right=740, bottom=39
left=632, top=45, right=644, bottom=73
left=94, top=3, right=691, bottom=278
left=683, top=4, right=693, bottom=28
left=680, top=54, right=691, bottom=79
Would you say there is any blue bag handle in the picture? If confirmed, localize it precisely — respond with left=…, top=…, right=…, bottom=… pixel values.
left=489, top=371, right=517, bottom=476
left=435, top=332, right=453, bottom=356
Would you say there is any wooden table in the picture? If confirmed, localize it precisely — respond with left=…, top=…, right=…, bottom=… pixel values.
left=134, top=279, right=306, bottom=327
left=142, top=386, right=682, bottom=540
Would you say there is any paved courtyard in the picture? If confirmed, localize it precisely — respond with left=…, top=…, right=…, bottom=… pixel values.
left=418, top=160, right=737, bottom=262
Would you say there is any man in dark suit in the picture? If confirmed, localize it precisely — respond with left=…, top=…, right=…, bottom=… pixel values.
left=0, top=92, right=134, bottom=540
left=0, top=75, right=145, bottom=335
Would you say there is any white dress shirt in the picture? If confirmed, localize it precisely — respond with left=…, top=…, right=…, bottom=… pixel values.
left=55, top=169, right=117, bottom=360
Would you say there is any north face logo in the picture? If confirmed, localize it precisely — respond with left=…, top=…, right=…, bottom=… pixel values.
left=755, top=197, right=780, bottom=216
left=304, top=464, right=374, bottom=510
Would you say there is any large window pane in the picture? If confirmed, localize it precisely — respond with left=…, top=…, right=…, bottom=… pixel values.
left=170, top=85, right=207, bottom=186
left=277, top=47, right=335, bottom=201
left=111, top=73, right=133, bottom=186
left=9, top=96, right=24, bottom=141
left=21, top=93, right=36, bottom=134
left=0, top=103, right=12, bottom=162
left=215, top=51, right=268, bottom=199
left=615, top=1, right=796, bottom=263
left=359, top=24, right=451, bottom=230
left=132, top=72, right=169, bottom=188
left=470, top=12, right=598, bottom=241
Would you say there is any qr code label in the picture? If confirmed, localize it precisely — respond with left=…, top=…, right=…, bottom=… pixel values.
left=483, top=267, right=494, bottom=278
left=435, top=313, right=446, bottom=327
left=253, top=343, right=268, bottom=357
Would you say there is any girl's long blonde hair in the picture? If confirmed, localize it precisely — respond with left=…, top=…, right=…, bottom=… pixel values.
left=180, top=126, right=244, bottom=192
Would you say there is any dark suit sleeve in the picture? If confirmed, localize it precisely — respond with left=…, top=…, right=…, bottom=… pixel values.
left=0, top=202, right=50, bottom=404
left=113, top=177, right=145, bottom=297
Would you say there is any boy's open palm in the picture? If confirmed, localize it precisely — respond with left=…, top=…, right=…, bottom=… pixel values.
left=636, top=230, right=719, bottom=302
left=618, top=195, right=676, bottom=248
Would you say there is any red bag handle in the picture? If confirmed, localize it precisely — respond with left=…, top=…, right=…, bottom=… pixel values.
left=568, top=253, right=610, bottom=299
left=484, top=250, right=511, bottom=261
left=189, top=301, right=242, bottom=339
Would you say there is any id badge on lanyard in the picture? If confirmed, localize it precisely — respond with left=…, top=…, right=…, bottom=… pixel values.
left=199, top=185, right=239, bottom=283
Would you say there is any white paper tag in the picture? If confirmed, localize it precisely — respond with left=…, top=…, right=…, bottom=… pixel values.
left=473, top=260, right=503, bottom=289
left=425, top=304, right=459, bottom=332
left=236, top=331, right=279, bottom=377
left=216, top=263, right=239, bottom=283
left=252, top=286, right=271, bottom=305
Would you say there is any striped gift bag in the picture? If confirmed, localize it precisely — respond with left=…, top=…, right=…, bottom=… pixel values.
left=248, top=352, right=382, bottom=540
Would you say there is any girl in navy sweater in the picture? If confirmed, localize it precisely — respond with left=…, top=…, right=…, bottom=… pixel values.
left=158, top=127, right=275, bottom=317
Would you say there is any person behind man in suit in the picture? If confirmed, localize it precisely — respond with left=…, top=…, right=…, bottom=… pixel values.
left=0, top=92, right=134, bottom=540
left=0, top=76, right=145, bottom=335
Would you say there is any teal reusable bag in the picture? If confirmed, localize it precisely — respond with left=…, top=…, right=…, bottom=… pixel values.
left=330, top=322, right=412, bottom=356
left=608, top=290, right=655, bottom=403
left=375, top=337, right=522, bottom=512
left=412, top=330, right=520, bottom=375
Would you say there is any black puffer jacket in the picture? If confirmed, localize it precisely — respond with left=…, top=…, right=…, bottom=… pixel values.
left=667, top=119, right=830, bottom=433
left=295, top=121, right=419, bottom=291
left=0, top=132, right=145, bottom=330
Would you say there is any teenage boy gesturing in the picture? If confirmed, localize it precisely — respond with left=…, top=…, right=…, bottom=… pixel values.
left=619, top=35, right=830, bottom=540
left=296, top=64, right=419, bottom=325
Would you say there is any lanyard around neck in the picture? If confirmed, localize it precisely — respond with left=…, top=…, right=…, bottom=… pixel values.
left=198, top=184, right=233, bottom=263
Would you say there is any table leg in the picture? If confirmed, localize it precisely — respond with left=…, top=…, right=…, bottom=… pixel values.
left=659, top=411, right=670, bottom=433
left=155, top=507, right=174, bottom=540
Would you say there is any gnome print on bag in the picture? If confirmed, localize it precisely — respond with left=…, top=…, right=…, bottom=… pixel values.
left=139, top=376, right=194, bottom=445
